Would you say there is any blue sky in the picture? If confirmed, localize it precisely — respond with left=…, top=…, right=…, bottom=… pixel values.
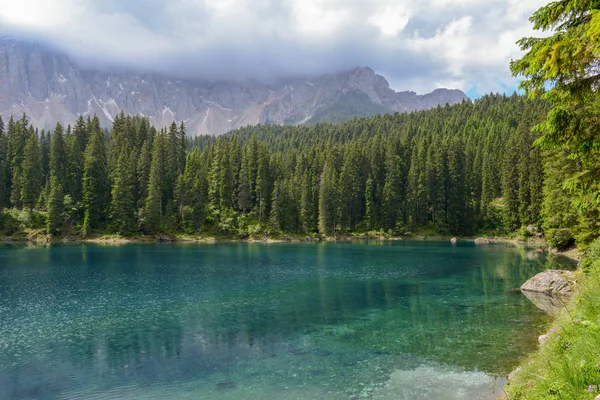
left=0, top=0, right=548, bottom=97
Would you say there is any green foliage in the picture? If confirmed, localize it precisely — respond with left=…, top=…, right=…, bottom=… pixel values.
left=19, top=129, right=42, bottom=210
left=0, top=93, right=574, bottom=240
left=512, top=0, right=600, bottom=244
left=507, top=242, right=600, bottom=399
left=46, top=176, right=64, bottom=235
left=82, top=118, right=109, bottom=236
left=517, top=225, right=534, bottom=239
left=143, top=131, right=166, bottom=234
left=546, top=228, right=576, bottom=250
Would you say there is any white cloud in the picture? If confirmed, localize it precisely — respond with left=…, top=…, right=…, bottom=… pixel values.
left=368, top=3, right=412, bottom=37
left=0, top=0, right=548, bottom=96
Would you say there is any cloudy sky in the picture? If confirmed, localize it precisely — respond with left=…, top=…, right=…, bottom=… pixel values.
left=0, top=0, right=547, bottom=97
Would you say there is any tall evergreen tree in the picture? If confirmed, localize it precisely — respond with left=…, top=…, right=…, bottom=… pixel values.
left=50, top=122, right=67, bottom=188
left=46, top=175, right=64, bottom=235
left=20, top=129, right=42, bottom=211
left=109, top=147, right=136, bottom=234
left=82, top=118, right=110, bottom=236
left=144, top=132, right=167, bottom=233
left=318, top=163, right=338, bottom=236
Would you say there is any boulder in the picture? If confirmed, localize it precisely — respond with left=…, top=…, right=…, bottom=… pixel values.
left=474, top=237, right=490, bottom=245
left=521, top=269, right=576, bottom=315
left=521, top=269, right=575, bottom=297
left=507, top=367, right=521, bottom=382
left=157, top=234, right=175, bottom=242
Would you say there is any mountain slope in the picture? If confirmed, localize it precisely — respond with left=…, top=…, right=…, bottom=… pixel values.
left=0, top=38, right=469, bottom=135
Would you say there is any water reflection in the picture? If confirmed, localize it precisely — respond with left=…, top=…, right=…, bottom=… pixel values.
left=0, top=242, right=575, bottom=399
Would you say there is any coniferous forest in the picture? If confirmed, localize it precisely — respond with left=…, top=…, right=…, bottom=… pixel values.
left=0, top=93, right=595, bottom=247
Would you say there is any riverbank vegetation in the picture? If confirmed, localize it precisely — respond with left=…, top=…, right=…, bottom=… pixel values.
left=504, top=0, right=600, bottom=398
left=506, top=239, right=600, bottom=399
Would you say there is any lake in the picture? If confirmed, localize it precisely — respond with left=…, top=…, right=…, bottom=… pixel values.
left=0, top=241, right=574, bottom=399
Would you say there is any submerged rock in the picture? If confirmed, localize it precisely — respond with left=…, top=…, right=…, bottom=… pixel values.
left=522, top=290, right=569, bottom=315
left=538, top=334, right=549, bottom=344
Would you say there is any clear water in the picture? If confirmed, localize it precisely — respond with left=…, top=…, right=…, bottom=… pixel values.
left=0, top=241, right=574, bottom=399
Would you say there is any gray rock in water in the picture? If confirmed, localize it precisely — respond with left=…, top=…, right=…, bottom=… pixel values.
left=507, top=367, right=521, bottom=382
left=521, top=269, right=575, bottom=297
left=474, top=237, right=490, bottom=245
left=521, top=269, right=576, bottom=315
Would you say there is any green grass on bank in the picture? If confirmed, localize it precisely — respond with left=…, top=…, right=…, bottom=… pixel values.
left=506, top=240, right=600, bottom=399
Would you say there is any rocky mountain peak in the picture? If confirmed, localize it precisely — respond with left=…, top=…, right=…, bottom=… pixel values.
left=0, top=38, right=469, bottom=135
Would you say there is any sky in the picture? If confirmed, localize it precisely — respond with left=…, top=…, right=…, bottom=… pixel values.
left=0, top=0, right=548, bottom=97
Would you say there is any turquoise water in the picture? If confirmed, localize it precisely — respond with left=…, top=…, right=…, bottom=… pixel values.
left=0, top=241, right=574, bottom=399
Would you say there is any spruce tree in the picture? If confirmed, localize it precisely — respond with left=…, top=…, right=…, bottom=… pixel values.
left=270, top=180, right=283, bottom=231
left=82, top=118, right=110, bottom=236
left=20, top=129, right=42, bottom=211
left=318, top=163, right=338, bottom=236
left=50, top=122, right=67, bottom=188
left=109, top=147, right=136, bottom=234
left=47, top=176, right=64, bottom=235
left=144, top=132, right=166, bottom=233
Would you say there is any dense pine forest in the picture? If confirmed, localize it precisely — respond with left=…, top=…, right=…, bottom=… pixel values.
left=0, top=93, right=595, bottom=247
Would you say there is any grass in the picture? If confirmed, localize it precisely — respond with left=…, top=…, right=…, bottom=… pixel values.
left=506, top=239, right=600, bottom=399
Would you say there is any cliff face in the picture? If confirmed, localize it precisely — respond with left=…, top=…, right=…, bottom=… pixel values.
left=0, top=39, right=469, bottom=135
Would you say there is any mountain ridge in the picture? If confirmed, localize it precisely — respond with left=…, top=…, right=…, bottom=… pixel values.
left=0, top=38, right=469, bottom=135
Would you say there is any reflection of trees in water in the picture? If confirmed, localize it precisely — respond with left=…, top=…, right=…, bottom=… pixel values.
left=356, top=247, right=574, bottom=375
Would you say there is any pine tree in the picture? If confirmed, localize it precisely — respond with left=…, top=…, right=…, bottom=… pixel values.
left=365, top=175, right=375, bottom=230
left=270, top=180, right=283, bottom=231
left=46, top=175, right=64, bottom=235
left=238, top=150, right=251, bottom=213
left=82, top=118, right=110, bottom=236
left=501, top=133, right=521, bottom=232
left=338, top=144, right=363, bottom=232
left=50, top=122, right=67, bottom=188
left=69, top=116, right=89, bottom=203
left=0, top=116, right=6, bottom=212
left=109, top=147, right=136, bottom=234
left=8, top=116, right=29, bottom=208
left=20, top=129, right=42, bottom=211
left=446, top=139, right=468, bottom=235
left=318, top=163, right=338, bottom=236
left=382, top=141, right=406, bottom=230
left=136, top=140, right=152, bottom=209
left=144, top=132, right=166, bottom=233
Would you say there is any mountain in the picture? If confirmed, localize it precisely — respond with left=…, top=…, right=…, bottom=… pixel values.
left=0, top=38, right=469, bottom=135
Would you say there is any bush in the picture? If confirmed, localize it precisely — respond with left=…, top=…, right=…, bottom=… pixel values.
left=581, top=238, right=600, bottom=273
left=546, top=228, right=575, bottom=250
left=517, top=225, right=533, bottom=239
left=0, top=212, right=20, bottom=235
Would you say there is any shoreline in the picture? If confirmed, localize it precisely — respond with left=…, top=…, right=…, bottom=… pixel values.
left=0, top=232, right=580, bottom=261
